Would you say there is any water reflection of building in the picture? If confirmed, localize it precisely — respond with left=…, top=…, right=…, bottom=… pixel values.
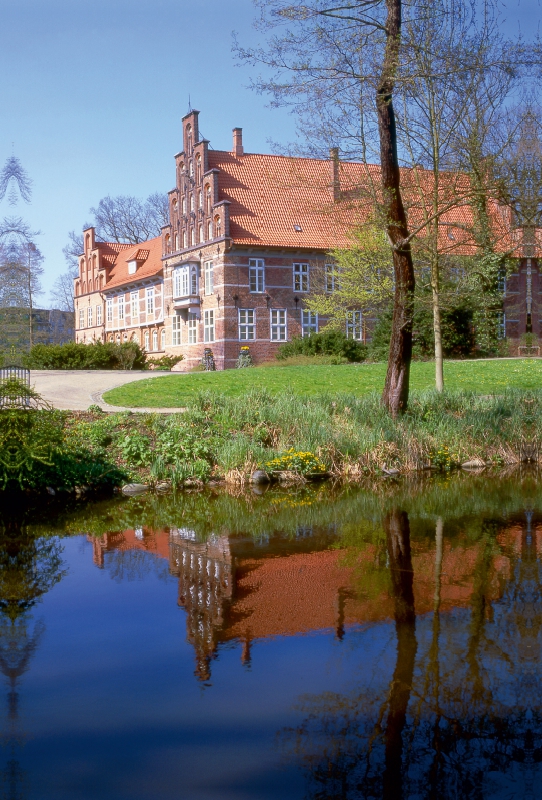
left=169, top=529, right=233, bottom=681
left=88, top=522, right=531, bottom=681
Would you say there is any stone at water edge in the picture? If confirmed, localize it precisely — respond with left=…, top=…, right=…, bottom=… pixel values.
left=461, top=459, right=486, bottom=469
left=121, top=483, right=150, bottom=496
left=251, top=470, right=271, bottom=484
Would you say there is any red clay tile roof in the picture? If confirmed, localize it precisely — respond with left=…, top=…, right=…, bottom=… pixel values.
left=207, top=150, right=520, bottom=256
left=103, top=236, right=163, bottom=290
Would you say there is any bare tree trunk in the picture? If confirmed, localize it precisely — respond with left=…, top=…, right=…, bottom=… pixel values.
left=378, top=0, right=416, bottom=416
left=27, top=249, right=33, bottom=350
left=432, top=258, right=444, bottom=391
left=382, top=508, right=417, bottom=799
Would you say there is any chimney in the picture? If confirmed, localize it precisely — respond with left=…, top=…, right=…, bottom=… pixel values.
left=330, top=147, right=340, bottom=201
left=232, top=128, right=244, bottom=157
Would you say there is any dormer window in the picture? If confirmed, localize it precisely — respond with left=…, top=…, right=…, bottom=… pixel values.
left=128, top=260, right=137, bottom=275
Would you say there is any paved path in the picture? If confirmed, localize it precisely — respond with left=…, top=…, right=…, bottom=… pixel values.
left=29, top=370, right=184, bottom=412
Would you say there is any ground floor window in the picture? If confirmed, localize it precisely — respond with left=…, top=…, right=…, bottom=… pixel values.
left=346, top=310, right=363, bottom=340
left=301, top=310, right=318, bottom=337
left=497, top=311, right=506, bottom=339
left=239, top=309, right=255, bottom=340
left=204, top=310, right=215, bottom=343
left=144, top=331, right=150, bottom=351
left=153, top=329, right=158, bottom=351
left=270, top=309, right=287, bottom=341
left=87, top=306, right=93, bottom=327
left=79, top=309, right=85, bottom=329
left=96, top=305, right=102, bottom=326
left=172, top=315, right=182, bottom=346
left=188, top=313, right=198, bottom=344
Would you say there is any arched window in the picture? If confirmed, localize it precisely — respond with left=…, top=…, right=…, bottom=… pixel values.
left=214, top=215, right=221, bottom=237
left=144, top=330, right=150, bottom=351
left=195, top=154, right=201, bottom=183
left=165, top=233, right=171, bottom=254
left=190, top=194, right=194, bottom=212
left=183, top=230, right=187, bottom=248
left=199, top=224, right=203, bottom=243
left=198, top=189, right=202, bottom=208
left=175, top=233, right=179, bottom=251
left=88, top=279, right=93, bottom=292
left=190, top=228, right=195, bottom=246
left=85, top=233, right=90, bottom=251
left=205, top=185, right=212, bottom=214
left=207, top=220, right=212, bottom=240
left=83, top=281, right=87, bottom=294
left=161, top=329, right=166, bottom=349
left=152, top=329, right=158, bottom=351
left=75, top=282, right=80, bottom=297
left=172, top=197, right=177, bottom=211
left=186, top=125, right=192, bottom=154
left=189, top=160, right=193, bottom=178
left=80, top=259, right=85, bottom=276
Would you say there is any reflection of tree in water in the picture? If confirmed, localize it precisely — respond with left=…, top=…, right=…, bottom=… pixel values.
left=103, top=546, right=172, bottom=584
left=282, top=509, right=542, bottom=799
left=0, top=509, right=66, bottom=800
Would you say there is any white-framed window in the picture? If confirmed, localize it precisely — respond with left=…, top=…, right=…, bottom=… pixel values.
left=130, top=291, right=139, bottom=318
left=239, top=309, right=255, bottom=340
left=346, top=310, right=363, bottom=340
left=146, top=287, right=155, bottom=315
left=87, top=306, right=93, bottom=327
left=270, top=309, right=287, bottom=341
left=144, top=330, right=150, bottom=350
left=79, top=309, right=85, bottom=329
left=204, top=261, right=214, bottom=295
left=325, top=263, right=337, bottom=293
left=118, top=295, right=124, bottom=321
left=96, top=305, right=102, bottom=326
left=172, top=314, right=182, bottom=346
left=175, top=264, right=198, bottom=296
left=153, top=329, right=158, bottom=351
left=293, top=262, right=309, bottom=292
left=161, top=329, right=166, bottom=350
left=204, top=309, right=215, bottom=343
left=497, top=269, right=506, bottom=294
left=188, top=312, right=198, bottom=344
left=301, top=310, right=318, bottom=337
left=497, top=310, right=506, bottom=339
left=249, top=258, right=265, bottom=293
left=106, top=298, right=113, bottom=323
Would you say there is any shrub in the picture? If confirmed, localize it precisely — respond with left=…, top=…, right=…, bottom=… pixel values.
left=23, top=341, right=146, bottom=370
left=276, top=331, right=367, bottom=362
left=146, top=354, right=184, bottom=371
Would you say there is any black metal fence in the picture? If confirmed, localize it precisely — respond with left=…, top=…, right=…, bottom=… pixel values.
left=0, top=365, right=31, bottom=407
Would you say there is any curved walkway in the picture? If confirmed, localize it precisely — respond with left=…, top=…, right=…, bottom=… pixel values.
left=29, top=370, right=184, bottom=412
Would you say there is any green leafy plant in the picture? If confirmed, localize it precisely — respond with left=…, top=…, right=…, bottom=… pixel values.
left=264, top=448, right=327, bottom=475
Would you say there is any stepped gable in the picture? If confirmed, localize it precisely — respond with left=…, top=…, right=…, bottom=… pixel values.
left=104, top=236, right=163, bottom=290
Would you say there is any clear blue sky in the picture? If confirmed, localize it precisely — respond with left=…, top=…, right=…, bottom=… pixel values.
left=0, top=0, right=538, bottom=304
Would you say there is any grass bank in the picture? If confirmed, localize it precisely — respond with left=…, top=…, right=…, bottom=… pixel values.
left=67, top=388, right=540, bottom=486
left=103, top=358, right=542, bottom=408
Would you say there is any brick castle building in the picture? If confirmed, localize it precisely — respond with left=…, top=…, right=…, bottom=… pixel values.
left=74, top=110, right=537, bottom=368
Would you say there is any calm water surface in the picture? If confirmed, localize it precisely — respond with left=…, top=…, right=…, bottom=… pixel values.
left=1, top=472, right=540, bottom=799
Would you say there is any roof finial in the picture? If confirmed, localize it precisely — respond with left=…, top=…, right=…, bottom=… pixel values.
left=187, top=95, right=192, bottom=113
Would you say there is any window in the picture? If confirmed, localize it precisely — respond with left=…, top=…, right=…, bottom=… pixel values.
left=174, top=233, right=179, bottom=251
left=198, top=189, right=202, bottom=208
left=161, top=329, right=166, bottom=350
left=215, top=216, right=221, bottom=237
left=190, top=194, right=194, bottom=212
left=346, top=311, right=363, bottom=340
left=106, top=298, right=113, bottom=323
left=249, top=258, right=265, bottom=293
left=190, top=228, right=195, bottom=246
left=205, top=185, right=212, bottom=214
left=270, top=309, right=287, bottom=341
left=144, top=331, right=150, bottom=351
left=301, top=310, right=318, bottom=337
left=188, top=312, right=197, bottom=344
left=239, top=309, right=255, bottom=340
left=153, top=329, right=158, bottom=351
left=131, top=291, right=139, bottom=318
left=190, top=264, right=198, bottom=295
left=79, top=309, right=85, bottom=329
left=87, top=306, right=93, bottom=327
left=118, top=296, right=124, bottom=321
left=172, top=314, right=182, bottom=345
left=199, top=224, right=203, bottom=243
left=497, top=269, right=506, bottom=294
left=183, top=230, right=187, bottom=248
left=196, top=156, right=201, bottom=184
left=146, top=288, right=155, bottom=315
left=325, top=263, right=337, bottom=293
left=497, top=311, right=506, bottom=339
left=181, top=196, right=186, bottom=215
left=204, top=309, right=215, bottom=342
left=96, top=305, right=102, bottom=326
left=293, top=262, right=309, bottom=292
left=207, top=220, right=212, bottom=240
left=204, top=261, right=214, bottom=295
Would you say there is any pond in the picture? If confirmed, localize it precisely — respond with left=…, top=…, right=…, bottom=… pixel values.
left=1, top=471, right=540, bottom=799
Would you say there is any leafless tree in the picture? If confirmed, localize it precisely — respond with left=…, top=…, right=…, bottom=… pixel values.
left=0, top=155, right=32, bottom=205
left=90, top=192, right=169, bottom=244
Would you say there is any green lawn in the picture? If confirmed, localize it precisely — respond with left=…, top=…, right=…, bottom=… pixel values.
left=102, top=358, right=542, bottom=408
